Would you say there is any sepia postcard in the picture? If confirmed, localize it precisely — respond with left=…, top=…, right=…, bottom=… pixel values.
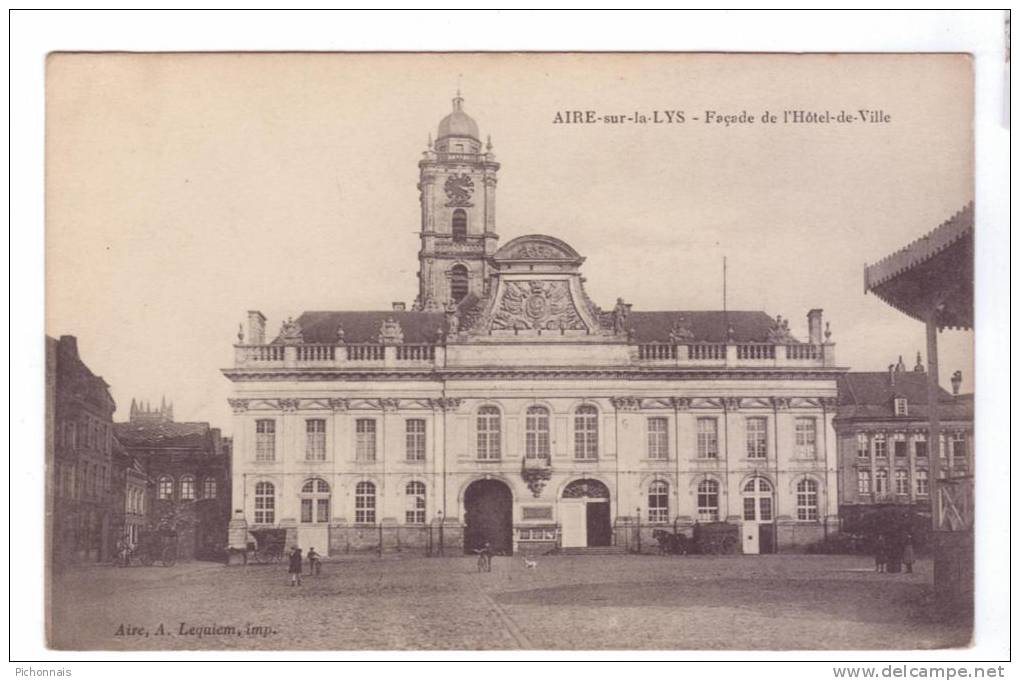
left=43, top=51, right=977, bottom=653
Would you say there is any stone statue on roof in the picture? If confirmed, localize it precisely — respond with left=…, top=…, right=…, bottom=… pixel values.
left=279, top=317, right=303, bottom=344
left=669, top=315, right=694, bottom=343
left=612, top=298, right=630, bottom=335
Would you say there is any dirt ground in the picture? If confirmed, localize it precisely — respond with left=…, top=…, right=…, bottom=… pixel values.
left=48, top=553, right=971, bottom=651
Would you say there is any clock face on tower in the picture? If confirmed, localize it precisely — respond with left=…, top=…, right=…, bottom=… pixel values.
left=444, top=173, right=475, bottom=207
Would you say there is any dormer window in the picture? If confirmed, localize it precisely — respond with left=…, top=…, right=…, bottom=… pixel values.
left=894, top=398, right=908, bottom=416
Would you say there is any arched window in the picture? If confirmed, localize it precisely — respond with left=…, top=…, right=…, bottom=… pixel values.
left=300, top=478, right=330, bottom=523
left=796, top=478, right=819, bottom=521
left=450, top=264, right=469, bottom=303
left=405, top=481, right=426, bottom=524
left=648, top=481, right=669, bottom=523
left=203, top=477, right=217, bottom=499
left=476, top=406, right=501, bottom=460
left=180, top=475, right=196, bottom=501
left=451, top=209, right=467, bottom=241
left=254, top=481, right=275, bottom=524
left=355, top=481, right=376, bottom=524
left=697, top=479, right=719, bottom=521
left=525, top=406, right=550, bottom=460
left=157, top=475, right=173, bottom=500
left=742, top=477, right=773, bottom=521
left=574, top=405, right=599, bottom=460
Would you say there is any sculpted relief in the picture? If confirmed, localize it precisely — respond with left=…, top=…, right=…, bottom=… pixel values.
left=490, top=280, right=588, bottom=331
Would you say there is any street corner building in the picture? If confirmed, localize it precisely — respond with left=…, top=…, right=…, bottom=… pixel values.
left=834, top=359, right=974, bottom=539
left=222, top=95, right=846, bottom=559
left=47, top=335, right=118, bottom=567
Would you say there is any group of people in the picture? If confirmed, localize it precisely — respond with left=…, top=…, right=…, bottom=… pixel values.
left=287, top=546, right=322, bottom=586
left=873, top=533, right=915, bottom=574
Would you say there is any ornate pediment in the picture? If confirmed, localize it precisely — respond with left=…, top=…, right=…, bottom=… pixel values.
left=490, top=280, right=588, bottom=332
left=493, top=235, right=582, bottom=263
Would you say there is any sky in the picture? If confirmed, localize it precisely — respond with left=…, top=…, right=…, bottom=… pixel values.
left=45, top=53, right=974, bottom=434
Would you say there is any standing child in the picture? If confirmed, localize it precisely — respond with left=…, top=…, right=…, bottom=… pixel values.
left=288, top=546, right=303, bottom=586
left=307, top=547, right=321, bottom=576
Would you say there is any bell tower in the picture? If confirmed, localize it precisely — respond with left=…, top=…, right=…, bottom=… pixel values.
left=415, top=93, right=500, bottom=311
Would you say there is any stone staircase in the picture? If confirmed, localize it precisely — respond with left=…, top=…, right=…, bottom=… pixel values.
left=557, top=545, right=629, bottom=556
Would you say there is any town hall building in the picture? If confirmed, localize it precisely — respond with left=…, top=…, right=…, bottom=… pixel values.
left=223, top=95, right=844, bottom=556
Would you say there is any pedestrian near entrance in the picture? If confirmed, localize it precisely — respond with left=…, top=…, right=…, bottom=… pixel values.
left=288, top=546, right=303, bottom=586
left=307, top=547, right=322, bottom=576
left=902, top=535, right=915, bottom=574
left=873, top=535, right=887, bottom=573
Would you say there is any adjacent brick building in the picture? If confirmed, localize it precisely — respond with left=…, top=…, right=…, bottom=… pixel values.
left=114, top=400, right=231, bottom=561
left=833, top=358, right=973, bottom=530
left=48, top=335, right=118, bottom=566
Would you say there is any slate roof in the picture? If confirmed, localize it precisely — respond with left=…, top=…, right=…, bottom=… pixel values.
left=283, top=309, right=784, bottom=344
left=114, top=420, right=214, bottom=449
left=289, top=311, right=448, bottom=345
left=836, top=372, right=972, bottom=421
left=626, top=311, right=784, bottom=344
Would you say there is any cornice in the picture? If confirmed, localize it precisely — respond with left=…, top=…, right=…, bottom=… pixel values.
left=221, top=365, right=847, bottom=383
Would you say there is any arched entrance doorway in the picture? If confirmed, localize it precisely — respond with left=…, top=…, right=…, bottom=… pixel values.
left=561, top=478, right=612, bottom=547
left=741, top=477, right=775, bottom=554
left=463, top=479, right=513, bottom=555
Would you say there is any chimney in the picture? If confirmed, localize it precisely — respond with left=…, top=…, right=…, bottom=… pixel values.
left=59, top=335, right=79, bottom=358
left=392, top=302, right=406, bottom=311
left=888, top=364, right=896, bottom=386
left=895, top=355, right=906, bottom=373
left=913, top=351, right=925, bottom=373
left=247, top=310, right=267, bottom=345
left=951, top=370, right=963, bottom=396
left=807, top=309, right=823, bottom=345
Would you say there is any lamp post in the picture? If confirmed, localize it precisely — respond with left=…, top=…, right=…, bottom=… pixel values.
left=636, top=506, right=642, bottom=554
left=437, top=510, right=444, bottom=557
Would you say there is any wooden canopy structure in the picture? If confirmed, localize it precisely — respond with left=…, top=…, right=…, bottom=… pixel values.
left=864, top=201, right=974, bottom=608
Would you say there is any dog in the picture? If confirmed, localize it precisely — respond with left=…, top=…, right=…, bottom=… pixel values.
left=523, top=556, right=537, bottom=570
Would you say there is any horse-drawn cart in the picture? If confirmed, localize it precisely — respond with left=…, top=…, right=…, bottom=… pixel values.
left=120, top=528, right=178, bottom=567
left=246, top=528, right=287, bottom=564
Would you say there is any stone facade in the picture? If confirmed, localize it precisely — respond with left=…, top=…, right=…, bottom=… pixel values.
left=224, top=97, right=843, bottom=557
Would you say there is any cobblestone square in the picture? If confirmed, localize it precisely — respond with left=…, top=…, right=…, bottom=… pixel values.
left=50, top=554, right=971, bottom=651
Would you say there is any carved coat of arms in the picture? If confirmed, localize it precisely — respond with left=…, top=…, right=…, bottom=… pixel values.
left=444, top=173, right=474, bottom=206
left=491, top=280, right=587, bottom=331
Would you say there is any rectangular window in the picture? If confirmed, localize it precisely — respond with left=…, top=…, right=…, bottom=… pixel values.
left=476, top=408, right=501, bottom=460
left=647, top=417, right=669, bottom=460
left=356, top=419, right=377, bottom=462
left=759, top=498, right=773, bottom=521
left=895, top=469, right=909, bottom=495
left=856, top=433, right=869, bottom=459
left=255, top=419, right=276, bottom=462
left=915, top=470, right=929, bottom=496
left=915, top=439, right=928, bottom=459
left=301, top=498, right=314, bottom=524
left=894, top=440, right=907, bottom=458
left=857, top=469, right=872, bottom=495
left=746, top=417, right=767, bottom=459
left=305, top=419, right=326, bottom=461
left=317, top=498, right=330, bottom=523
left=696, top=418, right=718, bottom=459
left=873, top=433, right=887, bottom=458
left=950, top=433, right=968, bottom=462
left=743, top=497, right=756, bottom=521
left=573, top=407, right=599, bottom=460
left=405, top=419, right=426, bottom=461
left=525, top=409, right=551, bottom=459
left=794, top=418, right=817, bottom=458
left=875, top=469, right=888, bottom=494
left=203, top=478, right=217, bottom=499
